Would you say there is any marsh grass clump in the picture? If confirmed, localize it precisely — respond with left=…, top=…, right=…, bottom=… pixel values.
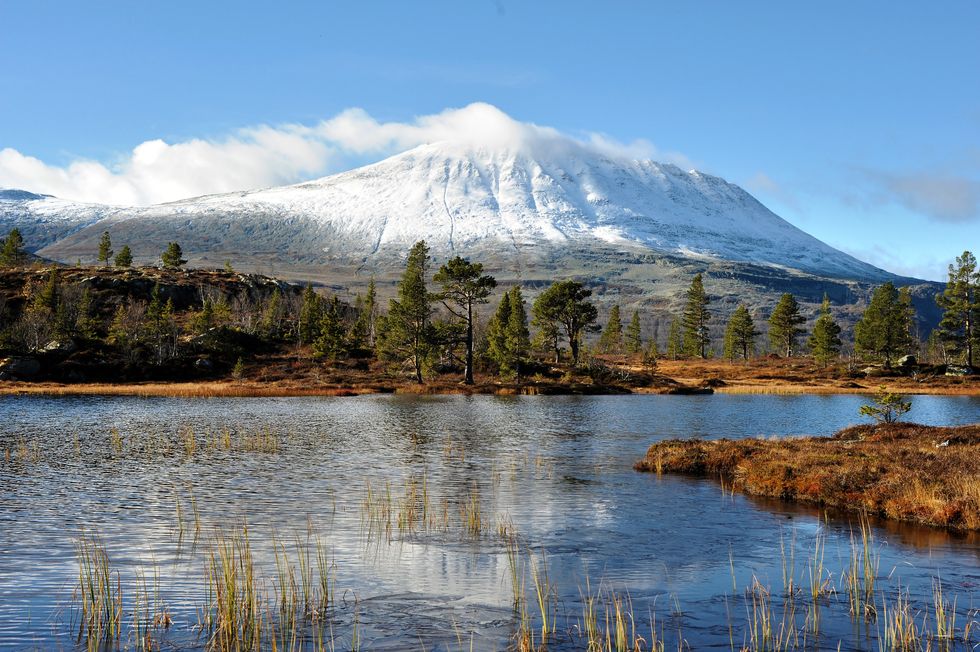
left=844, top=516, right=879, bottom=622
left=74, top=535, right=122, bottom=644
left=202, top=524, right=262, bottom=650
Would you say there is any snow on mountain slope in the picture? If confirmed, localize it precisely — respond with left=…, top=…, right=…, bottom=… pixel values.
left=98, top=139, right=886, bottom=280
left=10, top=136, right=893, bottom=284
left=1, top=189, right=116, bottom=248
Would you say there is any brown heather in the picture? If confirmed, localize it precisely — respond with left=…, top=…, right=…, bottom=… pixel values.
left=635, top=423, right=980, bottom=531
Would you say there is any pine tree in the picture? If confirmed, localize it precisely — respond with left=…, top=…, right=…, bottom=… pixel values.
left=936, top=251, right=978, bottom=367
left=377, top=241, right=436, bottom=383
left=504, top=287, right=531, bottom=378
left=855, top=282, right=917, bottom=365
left=643, top=337, right=659, bottom=367
left=108, top=303, right=130, bottom=347
left=434, top=256, right=497, bottom=384
left=597, top=304, right=623, bottom=354
left=161, top=242, right=186, bottom=269
left=768, top=293, right=806, bottom=357
left=724, top=305, right=758, bottom=361
left=114, top=245, right=133, bottom=267
left=486, top=291, right=512, bottom=371
left=666, top=318, right=682, bottom=360
left=146, top=285, right=176, bottom=364
left=0, top=228, right=25, bottom=268
left=681, top=274, right=710, bottom=358
left=624, top=310, right=643, bottom=355
left=35, top=268, right=59, bottom=312
left=352, top=278, right=377, bottom=348
left=312, top=296, right=347, bottom=361
left=259, top=290, right=285, bottom=339
left=298, top=284, right=323, bottom=344
left=531, top=280, right=598, bottom=365
left=76, top=287, right=99, bottom=340
left=808, top=294, right=842, bottom=365
left=98, top=231, right=113, bottom=267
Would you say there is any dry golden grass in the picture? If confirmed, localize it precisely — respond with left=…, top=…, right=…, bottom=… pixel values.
left=0, top=381, right=380, bottom=398
left=654, top=357, right=980, bottom=396
left=635, top=423, right=980, bottom=530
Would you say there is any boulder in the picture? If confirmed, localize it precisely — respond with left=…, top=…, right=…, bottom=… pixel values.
left=0, top=357, right=41, bottom=378
left=896, top=354, right=916, bottom=367
left=42, top=339, right=78, bottom=354
left=193, top=358, right=215, bottom=372
left=945, top=365, right=974, bottom=377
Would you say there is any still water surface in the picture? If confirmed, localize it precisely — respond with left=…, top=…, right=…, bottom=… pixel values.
left=1, top=393, right=979, bottom=650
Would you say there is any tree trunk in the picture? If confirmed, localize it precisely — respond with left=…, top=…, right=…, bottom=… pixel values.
left=570, top=335, right=580, bottom=365
left=464, top=301, right=474, bottom=385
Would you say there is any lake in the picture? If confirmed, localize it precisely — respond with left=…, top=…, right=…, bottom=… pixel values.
left=1, top=393, right=979, bottom=651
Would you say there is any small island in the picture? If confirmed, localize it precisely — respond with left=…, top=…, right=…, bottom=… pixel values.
left=635, top=417, right=980, bottom=531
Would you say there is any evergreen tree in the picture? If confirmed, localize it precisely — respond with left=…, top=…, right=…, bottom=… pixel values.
left=145, top=284, right=176, bottom=364
left=724, top=305, right=758, bottom=361
left=531, top=280, right=598, bottom=365
left=597, top=304, right=623, bottom=354
left=487, top=287, right=533, bottom=378
left=114, top=245, right=133, bottom=267
left=107, top=303, right=130, bottom=347
left=352, top=278, right=377, bottom=348
left=486, top=290, right=512, bottom=371
left=161, top=242, right=186, bottom=269
left=377, top=240, right=436, bottom=383
left=0, top=228, right=25, bottom=267
left=624, top=310, right=643, bottom=355
left=349, top=294, right=368, bottom=349
left=434, top=256, right=497, bottom=384
left=298, top=284, right=323, bottom=344
left=643, top=337, right=659, bottom=367
left=312, top=296, right=347, bottom=361
left=681, top=274, right=710, bottom=358
left=666, top=318, right=682, bottom=360
left=98, top=231, right=113, bottom=267
left=808, top=294, right=842, bottom=365
left=35, top=268, right=59, bottom=312
left=854, top=282, right=917, bottom=365
left=936, top=251, right=979, bottom=367
left=504, top=287, right=531, bottom=378
left=76, top=287, right=99, bottom=340
left=259, top=290, right=285, bottom=339
left=768, top=293, right=806, bottom=357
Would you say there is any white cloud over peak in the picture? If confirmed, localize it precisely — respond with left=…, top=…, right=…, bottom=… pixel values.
left=0, top=103, right=673, bottom=206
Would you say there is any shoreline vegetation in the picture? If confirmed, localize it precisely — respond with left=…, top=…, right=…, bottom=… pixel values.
left=635, top=422, right=980, bottom=531
left=0, top=233, right=978, bottom=397
left=0, top=361, right=980, bottom=398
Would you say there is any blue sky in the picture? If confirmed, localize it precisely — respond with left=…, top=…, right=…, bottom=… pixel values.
left=1, top=1, right=978, bottom=280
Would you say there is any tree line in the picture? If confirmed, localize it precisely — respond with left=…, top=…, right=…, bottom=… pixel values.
left=1, top=226, right=978, bottom=378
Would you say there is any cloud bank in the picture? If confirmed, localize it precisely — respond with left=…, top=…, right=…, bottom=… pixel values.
left=865, top=170, right=980, bottom=223
left=0, top=103, right=671, bottom=206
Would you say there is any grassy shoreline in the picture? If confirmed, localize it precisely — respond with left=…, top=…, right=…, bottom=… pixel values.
left=2, top=374, right=977, bottom=397
left=635, top=422, right=980, bottom=531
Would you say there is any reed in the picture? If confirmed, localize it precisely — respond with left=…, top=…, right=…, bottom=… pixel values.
left=460, top=484, right=485, bottom=538
left=844, top=515, right=879, bottom=622
left=879, top=589, right=921, bottom=652
left=931, top=579, right=956, bottom=649
left=529, top=550, right=554, bottom=641
left=74, top=535, right=122, bottom=644
left=203, top=523, right=261, bottom=651
left=109, top=427, right=123, bottom=453
left=182, top=426, right=197, bottom=457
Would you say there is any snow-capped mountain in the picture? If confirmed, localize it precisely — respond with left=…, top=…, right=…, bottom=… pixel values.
left=5, top=139, right=894, bottom=287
